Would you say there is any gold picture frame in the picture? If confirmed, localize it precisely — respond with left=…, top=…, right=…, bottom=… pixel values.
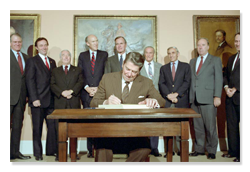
left=74, top=15, right=157, bottom=65
left=193, top=15, right=240, bottom=67
left=10, top=13, right=40, bottom=57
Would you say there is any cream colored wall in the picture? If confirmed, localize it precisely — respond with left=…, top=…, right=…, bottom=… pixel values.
left=10, top=10, right=240, bottom=140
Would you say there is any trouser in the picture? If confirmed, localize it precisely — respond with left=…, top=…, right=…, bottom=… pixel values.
left=225, top=97, right=240, bottom=158
left=95, top=148, right=151, bottom=162
left=31, top=107, right=58, bottom=157
left=191, top=100, right=218, bottom=154
left=10, top=99, right=25, bottom=157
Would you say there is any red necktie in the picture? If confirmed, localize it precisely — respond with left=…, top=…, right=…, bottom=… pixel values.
left=91, top=52, right=95, bottom=75
left=172, top=62, right=176, bottom=81
left=196, top=56, right=203, bottom=75
left=45, top=57, right=50, bottom=70
left=65, top=65, right=68, bottom=75
left=17, top=52, right=24, bottom=75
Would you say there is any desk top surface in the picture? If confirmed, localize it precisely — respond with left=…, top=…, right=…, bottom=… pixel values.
left=47, top=108, right=200, bottom=119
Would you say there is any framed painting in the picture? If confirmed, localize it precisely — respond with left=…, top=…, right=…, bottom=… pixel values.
left=193, top=15, right=240, bottom=67
left=10, top=13, right=40, bottom=57
left=74, top=15, right=157, bottom=65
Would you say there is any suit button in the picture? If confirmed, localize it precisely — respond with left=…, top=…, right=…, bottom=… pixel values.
left=172, top=85, right=174, bottom=87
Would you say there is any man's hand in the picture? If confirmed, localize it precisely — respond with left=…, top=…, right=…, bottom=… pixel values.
left=62, top=90, right=72, bottom=98
left=214, top=97, right=221, bottom=107
left=167, top=93, right=178, bottom=102
left=138, top=98, right=159, bottom=108
left=66, top=95, right=72, bottom=99
left=104, top=95, right=121, bottom=105
left=33, top=100, right=41, bottom=107
left=86, top=87, right=98, bottom=97
left=225, top=87, right=236, bottom=98
left=172, top=98, right=178, bottom=104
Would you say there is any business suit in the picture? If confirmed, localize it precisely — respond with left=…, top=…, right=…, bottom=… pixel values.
left=77, top=50, right=108, bottom=155
left=25, top=54, right=58, bottom=157
left=159, top=61, right=191, bottom=108
left=10, top=50, right=29, bottom=158
left=223, top=53, right=240, bottom=159
left=90, top=71, right=166, bottom=161
left=140, top=60, right=162, bottom=154
left=104, top=54, right=123, bottom=73
left=189, top=53, right=223, bottom=155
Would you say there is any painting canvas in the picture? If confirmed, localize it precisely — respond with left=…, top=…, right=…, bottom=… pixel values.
left=74, top=15, right=157, bottom=65
left=10, top=14, right=40, bottom=57
left=193, top=15, right=240, bottom=67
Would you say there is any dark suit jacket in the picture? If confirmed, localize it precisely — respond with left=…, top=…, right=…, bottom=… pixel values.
left=50, top=65, right=84, bottom=109
left=159, top=61, right=191, bottom=108
left=77, top=50, right=108, bottom=107
left=223, top=53, right=240, bottom=105
left=90, top=71, right=166, bottom=107
left=10, top=50, right=29, bottom=106
left=189, top=53, right=223, bottom=104
left=25, top=54, right=56, bottom=108
left=104, top=54, right=122, bottom=73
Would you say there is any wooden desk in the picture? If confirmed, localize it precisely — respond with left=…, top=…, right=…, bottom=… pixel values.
left=47, top=108, right=200, bottom=162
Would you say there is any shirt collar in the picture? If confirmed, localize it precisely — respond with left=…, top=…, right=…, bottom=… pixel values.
left=38, top=53, right=48, bottom=60
left=145, top=60, right=154, bottom=66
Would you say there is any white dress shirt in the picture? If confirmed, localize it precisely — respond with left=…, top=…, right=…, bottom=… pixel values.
left=11, top=49, right=25, bottom=70
left=195, top=53, right=208, bottom=72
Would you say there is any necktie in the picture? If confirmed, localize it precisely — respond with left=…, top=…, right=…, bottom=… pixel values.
left=148, top=62, right=153, bottom=79
left=122, top=81, right=130, bottom=103
left=45, top=57, right=50, bottom=70
left=65, top=65, right=68, bottom=75
left=172, top=62, right=176, bottom=81
left=91, top=52, right=95, bottom=75
left=17, top=52, right=24, bottom=75
left=196, top=56, right=203, bottom=75
left=119, top=55, right=123, bottom=69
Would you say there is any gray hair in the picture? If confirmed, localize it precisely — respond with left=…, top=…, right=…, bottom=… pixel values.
left=198, top=38, right=210, bottom=45
left=10, top=33, right=22, bottom=42
left=167, top=46, right=179, bottom=54
left=59, top=49, right=71, bottom=58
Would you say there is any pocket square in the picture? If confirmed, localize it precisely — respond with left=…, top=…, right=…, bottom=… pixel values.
left=138, top=96, right=144, bottom=98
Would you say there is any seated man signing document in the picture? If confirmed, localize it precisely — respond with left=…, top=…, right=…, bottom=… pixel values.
left=90, top=52, right=166, bottom=162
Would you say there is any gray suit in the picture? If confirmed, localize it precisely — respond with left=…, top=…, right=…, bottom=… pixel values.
left=189, top=53, right=223, bottom=154
left=140, top=60, right=162, bottom=154
left=104, top=54, right=123, bottom=73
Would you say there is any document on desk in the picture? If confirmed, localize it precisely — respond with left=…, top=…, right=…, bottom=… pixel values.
left=98, top=104, right=152, bottom=109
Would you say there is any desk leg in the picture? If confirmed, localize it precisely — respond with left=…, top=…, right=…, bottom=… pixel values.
left=70, top=138, right=77, bottom=162
left=167, top=137, right=173, bottom=162
left=180, top=121, right=189, bottom=162
left=58, top=122, right=68, bottom=162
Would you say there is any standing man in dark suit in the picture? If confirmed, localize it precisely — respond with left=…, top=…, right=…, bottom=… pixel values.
left=222, top=33, right=240, bottom=162
left=189, top=38, right=223, bottom=159
left=78, top=34, right=108, bottom=157
left=10, top=33, right=31, bottom=160
left=159, top=46, right=191, bottom=157
left=90, top=52, right=166, bottom=162
left=51, top=50, right=84, bottom=109
left=105, top=36, right=127, bottom=73
left=25, top=37, right=58, bottom=161
left=140, top=46, right=162, bottom=157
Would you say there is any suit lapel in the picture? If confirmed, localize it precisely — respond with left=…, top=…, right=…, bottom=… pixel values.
left=10, top=50, right=22, bottom=73
left=113, top=72, right=122, bottom=99
left=127, top=75, right=142, bottom=103
left=66, top=65, right=76, bottom=86
left=174, top=61, right=182, bottom=83
left=36, top=54, right=50, bottom=75
left=196, top=54, right=212, bottom=76
left=94, top=50, right=101, bottom=75
left=166, top=63, right=174, bottom=83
